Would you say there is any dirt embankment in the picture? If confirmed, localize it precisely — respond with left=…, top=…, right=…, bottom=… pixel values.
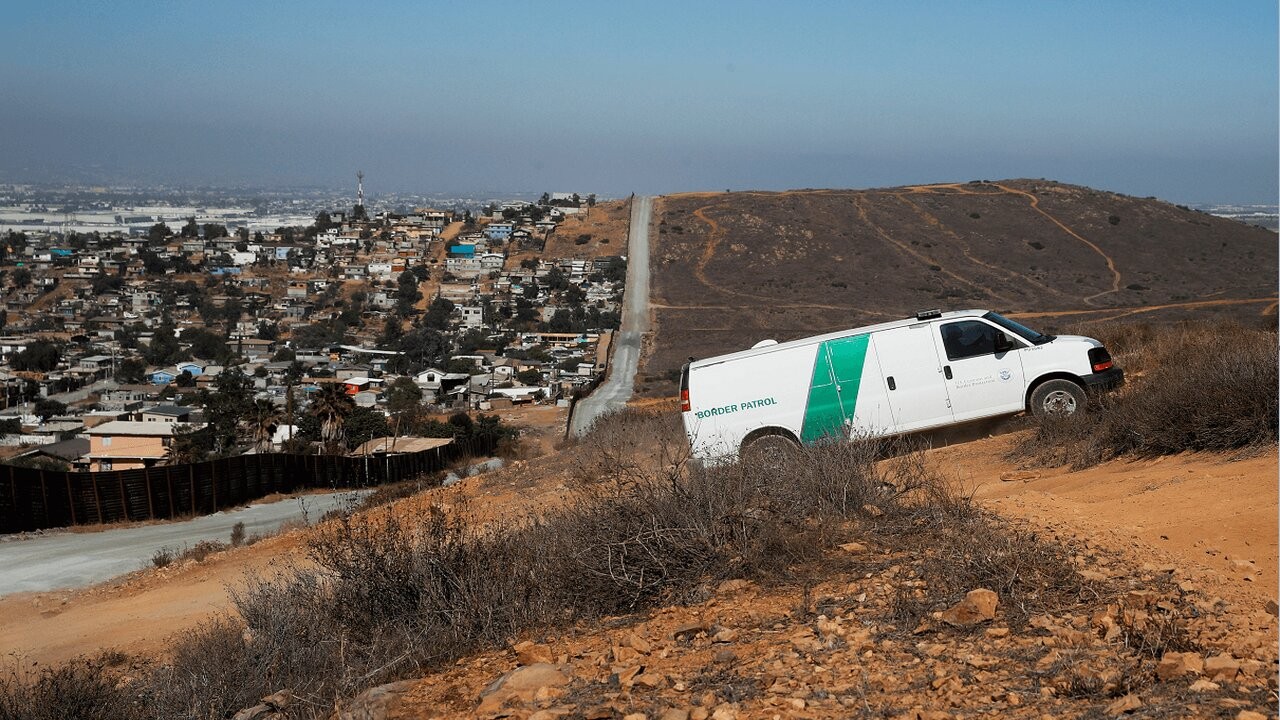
left=1, top=432, right=1273, bottom=691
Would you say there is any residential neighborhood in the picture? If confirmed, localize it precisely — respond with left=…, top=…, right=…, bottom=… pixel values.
left=0, top=187, right=627, bottom=470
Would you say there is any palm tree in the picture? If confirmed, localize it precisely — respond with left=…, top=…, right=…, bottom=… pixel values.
left=246, top=398, right=281, bottom=453
left=309, top=383, right=354, bottom=453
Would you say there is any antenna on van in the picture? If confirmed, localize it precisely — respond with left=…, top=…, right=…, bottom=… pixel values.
left=915, top=309, right=942, bottom=320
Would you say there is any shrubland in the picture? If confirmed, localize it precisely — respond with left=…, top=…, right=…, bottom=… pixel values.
left=1012, top=319, right=1277, bottom=468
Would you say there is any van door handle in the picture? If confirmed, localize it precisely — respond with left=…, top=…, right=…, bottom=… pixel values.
left=943, top=366, right=952, bottom=380
left=887, top=376, right=896, bottom=391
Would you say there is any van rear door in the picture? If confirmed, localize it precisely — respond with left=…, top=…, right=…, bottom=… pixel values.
left=873, top=324, right=954, bottom=432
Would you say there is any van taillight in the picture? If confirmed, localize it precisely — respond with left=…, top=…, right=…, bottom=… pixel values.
left=679, top=362, right=691, bottom=412
left=1088, top=347, right=1114, bottom=373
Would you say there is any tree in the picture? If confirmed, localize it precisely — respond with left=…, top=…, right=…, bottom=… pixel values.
left=309, top=383, right=354, bottom=452
left=544, top=266, right=569, bottom=291
left=115, top=357, right=146, bottom=384
left=199, top=366, right=254, bottom=453
left=246, top=398, right=281, bottom=453
left=395, top=270, right=422, bottom=313
left=167, top=423, right=212, bottom=464
left=11, top=340, right=60, bottom=372
left=516, top=368, right=543, bottom=386
left=11, top=268, right=31, bottom=289
left=423, top=296, right=455, bottom=331
left=147, top=223, right=172, bottom=243
left=603, top=257, right=627, bottom=283
left=33, top=398, right=67, bottom=421
left=389, top=327, right=450, bottom=374
left=385, top=376, right=422, bottom=415
left=180, top=218, right=200, bottom=238
left=147, top=319, right=182, bottom=365
left=202, top=223, right=228, bottom=239
left=183, top=327, right=228, bottom=362
left=345, top=406, right=389, bottom=450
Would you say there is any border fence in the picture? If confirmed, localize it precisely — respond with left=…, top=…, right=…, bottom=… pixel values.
left=0, top=435, right=491, bottom=534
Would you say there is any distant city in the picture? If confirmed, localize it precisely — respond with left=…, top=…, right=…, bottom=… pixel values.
left=0, top=181, right=575, bottom=237
left=0, top=181, right=1272, bottom=236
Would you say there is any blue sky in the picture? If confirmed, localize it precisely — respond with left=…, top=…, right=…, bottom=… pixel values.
left=1, top=1, right=1275, bottom=203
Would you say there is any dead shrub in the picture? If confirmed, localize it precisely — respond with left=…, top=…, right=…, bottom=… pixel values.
left=0, top=657, right=141, bottom=720
left=1014, top=321, right=1277, bottom=468
left=880, top=512, right=1087, bottom=630
left=229, top=522, right=246, bottom=547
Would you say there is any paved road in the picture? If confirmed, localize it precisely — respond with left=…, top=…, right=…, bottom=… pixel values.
left=571, top=195, right=652, bottom=437
left=0, top=490, right=367, bottom=596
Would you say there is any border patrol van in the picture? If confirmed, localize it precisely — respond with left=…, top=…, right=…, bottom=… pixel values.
left=679, top=309, right=1123, bottom=462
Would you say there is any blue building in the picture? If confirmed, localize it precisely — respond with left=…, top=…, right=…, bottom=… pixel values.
left=448, top=244, right=476, bottom=258
left=485, top=222, right=514, bottom=241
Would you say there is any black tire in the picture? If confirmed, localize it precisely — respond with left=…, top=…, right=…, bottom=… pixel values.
left=1029, top=379, right=1086, bottom=418
left=741, top=432, right=800, bottom=467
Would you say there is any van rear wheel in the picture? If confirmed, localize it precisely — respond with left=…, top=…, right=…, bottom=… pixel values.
left=1030, top=379, right=1086, bottom=418
left=741, top=432, right=799, bottom=468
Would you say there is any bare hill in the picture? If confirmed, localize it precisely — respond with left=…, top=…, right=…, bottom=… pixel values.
left=643, top=180, right=1277, bottom=390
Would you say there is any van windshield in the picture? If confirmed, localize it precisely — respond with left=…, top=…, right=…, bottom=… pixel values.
left=983, top=312, right=1053, bottom=345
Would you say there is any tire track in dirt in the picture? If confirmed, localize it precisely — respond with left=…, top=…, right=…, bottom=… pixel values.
left=683, top=200, right=885, bottom=317
left=1007, top=296, right=1277, bottom=323
left=890, top=192, right=1077, bottom=303
left=991, top=182, right=1122, bottom=305
left=851, top=195, right=1016, bottom=305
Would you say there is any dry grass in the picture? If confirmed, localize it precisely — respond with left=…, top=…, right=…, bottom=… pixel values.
left=0, top=407, right=1216, bottom=718
left=1013, top=320, right=1278, bottom=468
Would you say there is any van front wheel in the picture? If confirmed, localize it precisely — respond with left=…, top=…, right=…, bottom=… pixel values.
left=1030, top=379, right=1086, bottom=418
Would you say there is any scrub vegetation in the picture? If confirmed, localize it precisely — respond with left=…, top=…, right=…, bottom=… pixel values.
left=1012, top=320, right=1278, bottom=468
left=0, top=410, right=1111, bottom=719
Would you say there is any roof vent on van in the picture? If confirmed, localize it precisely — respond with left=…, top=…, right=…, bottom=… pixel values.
left=915, top=308, right=942, bottom=320
left=752, top=339, right=778, bottom=349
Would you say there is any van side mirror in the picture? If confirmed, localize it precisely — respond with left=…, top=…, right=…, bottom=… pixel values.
left=994, top=333, right=1014, bottom=353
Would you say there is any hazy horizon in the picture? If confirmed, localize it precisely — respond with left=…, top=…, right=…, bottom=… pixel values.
left=2, top=2, right=1276, bottom=205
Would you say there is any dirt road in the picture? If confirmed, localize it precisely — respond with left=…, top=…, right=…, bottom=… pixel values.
left=570, top=195, right=651, bottom=436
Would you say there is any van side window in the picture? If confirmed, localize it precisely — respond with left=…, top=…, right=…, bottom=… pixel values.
left=940, top=321, right=1002, bottom=361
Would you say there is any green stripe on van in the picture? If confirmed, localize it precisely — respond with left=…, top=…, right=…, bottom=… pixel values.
left=800, top=334, right=870, bottom=443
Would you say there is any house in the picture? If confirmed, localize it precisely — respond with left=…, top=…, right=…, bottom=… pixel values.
left=83, top=420, right=204, bottom=471
left=485, top=222, right=514, bottom=242
left=139, top=404, right=195, bottom=423
left=149, top=368, right=178, bottom=385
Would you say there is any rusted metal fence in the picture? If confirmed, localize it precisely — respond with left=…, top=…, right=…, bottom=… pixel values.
left=0, top=436, right=489, bottom=534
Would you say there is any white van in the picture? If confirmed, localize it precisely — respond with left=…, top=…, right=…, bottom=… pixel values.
left=679, top=309, right=1123, bottom=461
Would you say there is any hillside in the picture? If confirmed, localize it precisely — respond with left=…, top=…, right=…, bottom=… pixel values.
left=642, top=181, right=1276, bottom=390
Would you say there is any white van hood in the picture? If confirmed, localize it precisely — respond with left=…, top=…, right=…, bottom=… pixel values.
left=1049, top=334, right=1102, bottom=349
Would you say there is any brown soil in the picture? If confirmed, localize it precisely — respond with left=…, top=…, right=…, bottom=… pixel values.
left=2, top=433, right=1273, bottom=695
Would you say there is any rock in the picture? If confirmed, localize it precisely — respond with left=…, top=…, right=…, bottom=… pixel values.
left=1187, top=679, right=1221, bottom=692
left=1204, top=654, right=1241, bottom=682
left=861, top=504, right=884, bottom=517
left=717, top=579, right=751, bottom=594
left=1105, top=694, right=1142, bottom=715
left=1265, top=599, right=1279, bottom=617
left=477, top=664, right=571, bottom=718
left=335, top=681, right=415, bottom=720
left=1156, top=651, right=1204, bottom=681
left=839, top=541, right=868, bottom=553
left=712, top=628, right=738, bottom=643
left=623, top=714, right=648, bottom=720
left=232, top=691, right=292, bottom=720
left=710, top=706, right=737, bottom=720
left=1079, top=569, right=1109, bottom=582
left=689, top=709, right=709, bottom=720
left=999, top=471, right=1037, bottom=482
left=624, top=633, right=652, bottom=655
left=513, top=640, right=554, bottom=666
left=940, top=589, right=999, bottom=626
left=658, top=710, right=690, bottom=720
left=1235, top=711, right=1267, bottom=720
left=673, top=622, right=708, bottom=641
